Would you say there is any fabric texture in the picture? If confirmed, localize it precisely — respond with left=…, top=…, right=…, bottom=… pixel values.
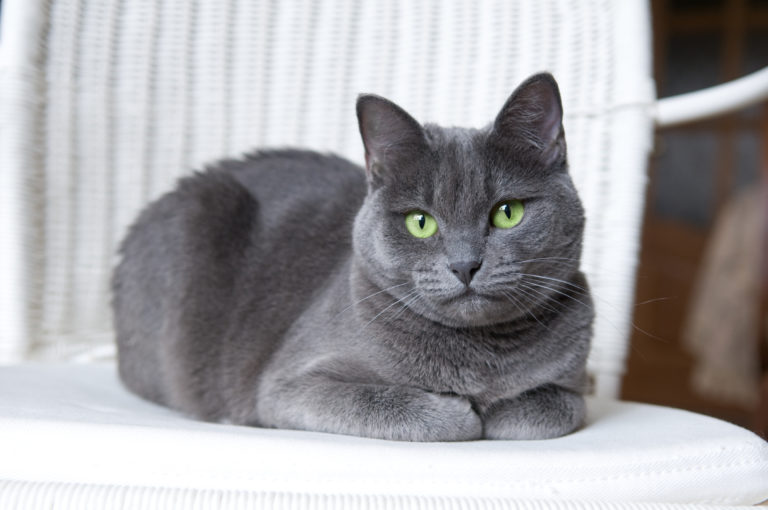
left=1, top=364, right=766, bottom=505
left=1, top=483, right=766, bottom=510
left=0, top=0, right=655, bottom=397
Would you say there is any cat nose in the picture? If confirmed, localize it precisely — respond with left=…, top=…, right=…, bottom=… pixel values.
left=449, top=260, right=482, bottom=286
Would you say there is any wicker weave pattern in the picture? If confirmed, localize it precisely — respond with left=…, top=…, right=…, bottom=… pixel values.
left=0, top=481, right=762, bottom=510
left=1, top=0, right=654, bottom=395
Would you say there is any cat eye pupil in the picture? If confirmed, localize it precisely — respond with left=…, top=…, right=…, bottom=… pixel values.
left=491, top=199, right=524, bottom=229
left=405, top=211, right=438, bottom=238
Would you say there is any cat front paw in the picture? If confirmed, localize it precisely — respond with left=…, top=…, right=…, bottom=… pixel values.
left=255, top=379, right=482, bottom=442
left=413, top=391, right=483, bottom=442
left=482, top=385, right=585, bottom=440
left=363, top=387, right=482, bottom=441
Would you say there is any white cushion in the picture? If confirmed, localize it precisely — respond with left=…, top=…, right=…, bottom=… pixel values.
left=0, top=364, right=766, bottom=507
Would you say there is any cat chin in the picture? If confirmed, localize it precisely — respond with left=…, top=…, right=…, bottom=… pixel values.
left=417, top=292, right=521, bottom=328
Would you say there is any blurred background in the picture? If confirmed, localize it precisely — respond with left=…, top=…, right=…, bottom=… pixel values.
left=621, top=0, right=767, bottom=437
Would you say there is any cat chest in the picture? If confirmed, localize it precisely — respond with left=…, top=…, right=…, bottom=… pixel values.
left=383, top=334, right=544, bottom=399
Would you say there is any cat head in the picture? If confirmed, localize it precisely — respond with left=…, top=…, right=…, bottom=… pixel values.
left=353, top=73, right=585, bottom=328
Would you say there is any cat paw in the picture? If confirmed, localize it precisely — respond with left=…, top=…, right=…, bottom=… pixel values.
left=256, top=379, right=482, bottom=442
left=412, top=392, right=483, bottom=442
left=482, top=385, right=585, bottom=440
left=363, top=387, right=482, bottom=441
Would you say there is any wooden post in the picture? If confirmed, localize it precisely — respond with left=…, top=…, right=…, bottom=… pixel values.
left=756, top=102, right=768, bottom=439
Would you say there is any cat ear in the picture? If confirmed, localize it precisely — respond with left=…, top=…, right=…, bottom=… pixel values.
left=356, top=94, right=428, bottom=184
left=492, top=73, right=565, bottom=167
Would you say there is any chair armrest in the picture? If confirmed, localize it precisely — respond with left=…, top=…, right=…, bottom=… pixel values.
left=655, top=66, right=768, bottom=128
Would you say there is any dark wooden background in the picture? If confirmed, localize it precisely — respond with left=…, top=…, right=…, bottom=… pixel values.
left=621, top=0, right=768, bottom=437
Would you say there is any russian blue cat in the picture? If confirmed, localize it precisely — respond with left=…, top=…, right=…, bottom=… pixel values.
left=113, top=73, right=593, bottom=441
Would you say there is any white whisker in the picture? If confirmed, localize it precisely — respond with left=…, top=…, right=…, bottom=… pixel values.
left=519, top=276, right=666, bottom=343
left=333, top=281, right=411, bottom=319
left=360, top=290, right=420, bottom=332
left=515, top=283, right=564, bottom=314
left=518, top=279, right=592, bottom=308
left=506, top=256, right=581, bottom=266
left=386, top=293, right=423, bottom=324
left=501, top=291, right=551, bottom=332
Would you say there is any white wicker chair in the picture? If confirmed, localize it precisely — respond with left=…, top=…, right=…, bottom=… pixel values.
left=1, top=0, right=767, bottom=507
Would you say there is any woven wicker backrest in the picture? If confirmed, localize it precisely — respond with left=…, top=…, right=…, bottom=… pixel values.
left=0, top=0, right=655, bottom=396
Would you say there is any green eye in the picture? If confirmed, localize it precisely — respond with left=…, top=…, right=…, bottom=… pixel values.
left=491, top=200, right=524, bottom=229
left=405, top=211, right=438, bottom=238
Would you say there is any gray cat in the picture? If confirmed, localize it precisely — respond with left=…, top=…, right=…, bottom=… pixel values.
left=113, top=73, right=593, bottom=441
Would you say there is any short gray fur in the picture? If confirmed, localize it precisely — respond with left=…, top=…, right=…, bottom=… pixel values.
left=113, top=73, right=594, bottom=441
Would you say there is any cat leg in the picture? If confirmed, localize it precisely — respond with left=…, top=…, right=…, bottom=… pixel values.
left=482, top=384, right=585, bottom=440
left=255, top=377, right=482, bottom=441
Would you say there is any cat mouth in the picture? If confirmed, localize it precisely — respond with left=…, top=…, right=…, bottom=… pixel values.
left=435, top=286, right=477, bottom=301
left=422, top=289, right=508, bottom=327
left=437, top=287, right=502, bottom=307
left=411, top=281, right=529, bottom=326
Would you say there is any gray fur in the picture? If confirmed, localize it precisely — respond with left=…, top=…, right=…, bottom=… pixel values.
left=113, top=73, right=593, bottom=441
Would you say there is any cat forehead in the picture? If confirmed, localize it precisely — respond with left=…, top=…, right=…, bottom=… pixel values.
left=425, top=126, right=536, bottom=201
left=376, top=139, right=506, bottom=216
left=424, top=124, right=482, bottom=153
left=424, top=125, right=489, bottom=182
left=376, top=123, right=556, bottom=215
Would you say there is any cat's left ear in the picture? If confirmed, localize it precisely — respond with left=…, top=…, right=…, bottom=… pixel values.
left=492, top=73, right=565, bottom=167
left=356, top=94, right=428, bottom=185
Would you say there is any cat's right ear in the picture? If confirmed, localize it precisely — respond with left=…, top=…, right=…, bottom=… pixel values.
left=356, top=94, right=428, bottom=186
